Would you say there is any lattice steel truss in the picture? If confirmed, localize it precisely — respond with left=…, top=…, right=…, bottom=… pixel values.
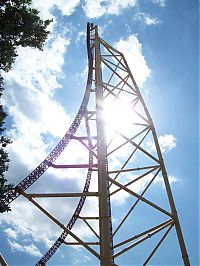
left=1, top=23, right=190, bottom=265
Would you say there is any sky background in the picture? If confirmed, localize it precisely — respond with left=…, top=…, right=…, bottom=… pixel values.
left=0, top=0, right=199, bottom=265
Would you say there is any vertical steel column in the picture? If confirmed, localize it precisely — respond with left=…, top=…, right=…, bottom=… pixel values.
left=94, top=25, right=114, bottom=266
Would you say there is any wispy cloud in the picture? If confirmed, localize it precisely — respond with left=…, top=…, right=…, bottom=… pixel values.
left=146, top=134, right=176, bottom=153
left=8, top=240, right=42, bottom=257
left=76, top=31, right=86, bottom=44
left=4, top=228, right=17, bottom=240
left=152, top=0, right=166, bottom=7
left=134, top=12, right=161, bottom=25
left=155, top=175, right=178, bottom=186
left=83, top=0, right=138, bottom=18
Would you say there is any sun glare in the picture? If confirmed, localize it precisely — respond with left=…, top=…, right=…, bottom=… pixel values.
left=103, top=100, right=136, bottom=134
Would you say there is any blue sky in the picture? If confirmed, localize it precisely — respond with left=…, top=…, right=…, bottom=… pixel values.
left=0, top=0, right=199, bottom=265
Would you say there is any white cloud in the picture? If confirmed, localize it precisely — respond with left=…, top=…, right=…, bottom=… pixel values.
left=8, top=240, right=42, bottom=257
left=1, top=30, right=71, bottom=173
left=134, top=12, right=161, bottom=25
left=4, top=228, right=17, bottom=240
left=159, top=134, right=176, bottom=152
left=110, top=172, right=178, bottom=207
left=82, top=0, right=106, bottom=18
left=146, top=134, right=176, bottom=153
left=32, top=0, right=80, bottom=20
left=110, top=173, right=153, bottom=205
left=115, top=35, right=151, bottom=86
left=83, top=0, right=138, bottom=18
left=111, top=188, right=130, bottom=205
left=107, top=0, right=138, bottom=15
left=1, top=193, right=82, bottom=249
left=5, top=34, right=69, bottom=96
left=154, top=175, right=178, bottom=186
left=152, top=0, right=166, bottom=7
left=77, top=31, right=86, bottom=44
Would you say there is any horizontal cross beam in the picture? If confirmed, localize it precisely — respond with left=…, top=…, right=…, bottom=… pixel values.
left=20, top=190, right=100, bottom=259
left=79, top=216, right=99, bottom=220
left=27, top=192, right=99, bottom=198
left=45, top=161, right=98, bottom=169
left=63, top=241, right=99, bottom=246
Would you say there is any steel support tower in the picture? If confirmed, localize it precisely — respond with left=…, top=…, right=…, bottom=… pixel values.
left=1, top=23, right=190, bottom=265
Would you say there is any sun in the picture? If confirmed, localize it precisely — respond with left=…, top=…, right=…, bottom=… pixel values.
left=103, top=99, right=137, bottom=135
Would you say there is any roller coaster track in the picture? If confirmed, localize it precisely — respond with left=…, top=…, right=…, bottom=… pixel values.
left=1, top=23, right=94, bottom=206
left=1, top=23, right=190, bottom=265
left=1, top=22, right=96, bottom=265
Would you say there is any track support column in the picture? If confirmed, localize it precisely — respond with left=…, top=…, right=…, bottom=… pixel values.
left=94, top=25, right=114, bottom=266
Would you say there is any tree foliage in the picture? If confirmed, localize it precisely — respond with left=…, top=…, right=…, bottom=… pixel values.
left=0, top=0, right=52, bottom=71
left=0, top=76, right=13, bottom=212
left=0, top=0, right=52, bottom=212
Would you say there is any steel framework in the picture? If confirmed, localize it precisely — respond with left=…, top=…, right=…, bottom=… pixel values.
left=1, top=23, right=190, bottom=265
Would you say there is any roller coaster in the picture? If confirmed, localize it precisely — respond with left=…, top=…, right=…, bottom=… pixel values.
left=0, top=23, right=190, bottom=266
